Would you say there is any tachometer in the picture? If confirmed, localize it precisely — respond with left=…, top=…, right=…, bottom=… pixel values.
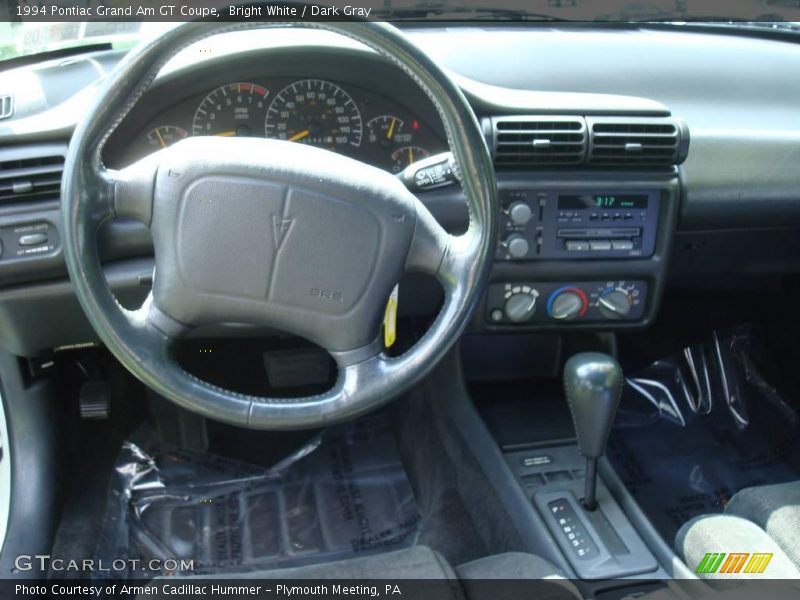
left=146, top=125, right=188, bottom=149
left=192, top=82, right=269, bottom=137
left=265, top=79, right=362, bottom=150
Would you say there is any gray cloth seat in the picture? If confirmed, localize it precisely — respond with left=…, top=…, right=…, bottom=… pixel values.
left=676, top=514, right=800, bottom=586
left=675, top=481, right=800, bottom=588
left=725, top=481, right=800, bottom=568
left=456, top=552, right=582, bottom=600
left=148, top=546, right=580, bottom=600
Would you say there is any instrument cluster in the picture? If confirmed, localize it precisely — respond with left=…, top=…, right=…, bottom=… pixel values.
left=112, top=77, right=445, bottom=173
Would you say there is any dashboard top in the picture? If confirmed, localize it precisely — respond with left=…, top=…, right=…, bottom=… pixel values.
left=1, top=24, right=799, bottom=233
left=0, top=28, right=674, bottom=144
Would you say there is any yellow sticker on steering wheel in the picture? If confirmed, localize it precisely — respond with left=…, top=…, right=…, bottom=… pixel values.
left=383, top=285, right=399, bottom=348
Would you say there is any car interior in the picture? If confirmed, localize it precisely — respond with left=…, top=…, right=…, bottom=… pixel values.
left=1, top=11, right=800, bottom=600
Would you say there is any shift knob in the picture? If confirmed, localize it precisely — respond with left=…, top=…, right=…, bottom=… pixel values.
left=563, top=352, right=624, bottom=459
left=564, top=352, right=623, bottom=511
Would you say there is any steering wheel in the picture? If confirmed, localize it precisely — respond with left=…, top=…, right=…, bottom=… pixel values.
left=61, top=21, right=496, bottom=430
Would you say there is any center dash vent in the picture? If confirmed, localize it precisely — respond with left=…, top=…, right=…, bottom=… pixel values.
left=587, top=117, right=689, bottom=167
left=0, top=145, right=66, bottom=205
left=491, top=116, right=587, bottom=166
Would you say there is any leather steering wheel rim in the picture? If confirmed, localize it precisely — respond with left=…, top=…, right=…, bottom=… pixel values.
left=61, top=21, right=496, bottom=430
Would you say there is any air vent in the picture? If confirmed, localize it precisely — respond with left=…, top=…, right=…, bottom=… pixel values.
left=0, top=147, right=65, bottom=205
left=587, top=117, right=689, bottom=167
left=0, top=94, right=12, bottom=120
left=492, top=116, right=587, bottom=166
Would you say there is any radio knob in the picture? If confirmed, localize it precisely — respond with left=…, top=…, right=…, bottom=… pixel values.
left=548, top=288, right=587, bottom=321
left=598, top=289, right=632, bottom=319
left=508, top=202, right=533, bottom=226
left=504, top=292, right=538, bottom=323
left=506, top=235, right=530, bottom=259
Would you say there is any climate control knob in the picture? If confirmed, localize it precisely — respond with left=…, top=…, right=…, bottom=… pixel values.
left=504, top=292, right=538, bottom=323
left=547, top=287, right=588, bottom=321
left=508, top=201, right=533, bottom=226
left=598, top=289, right=632, bottom=319
left=506, top=235, right=530, bottom=259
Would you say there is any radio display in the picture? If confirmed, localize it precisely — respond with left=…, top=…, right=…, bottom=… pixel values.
left=558, top=194, right=649, bottom=210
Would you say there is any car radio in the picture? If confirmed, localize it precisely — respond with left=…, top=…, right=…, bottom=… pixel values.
left=495, top=189, right=661, bottom=260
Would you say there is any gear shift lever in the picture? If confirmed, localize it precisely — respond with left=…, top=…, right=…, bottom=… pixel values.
left=563, top=352, right=623, bottom=511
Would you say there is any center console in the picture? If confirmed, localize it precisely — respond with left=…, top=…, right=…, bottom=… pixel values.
left=472, top=112, right=687, bottom=334
left=461, top=115, right=690, bottom=592
left=506, top=445, right=659, bottom=579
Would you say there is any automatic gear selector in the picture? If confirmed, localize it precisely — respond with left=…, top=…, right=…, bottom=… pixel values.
left=563, top=352, right=623, bottom=510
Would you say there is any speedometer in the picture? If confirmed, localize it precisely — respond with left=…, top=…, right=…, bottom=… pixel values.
left=265, top=79, right=362, bottom=150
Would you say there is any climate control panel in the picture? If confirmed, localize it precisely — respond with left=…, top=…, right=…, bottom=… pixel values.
left=486, top=280, right=647, bottom=326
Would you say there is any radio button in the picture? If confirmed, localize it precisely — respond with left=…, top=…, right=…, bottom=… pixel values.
left=611, top=240, right=634, bottom=251
left=589, top=240, right=612, bottom=251
left=566, top=241, right=590, bottom=251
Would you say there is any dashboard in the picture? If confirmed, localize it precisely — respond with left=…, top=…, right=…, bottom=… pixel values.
left=1, top=25, right=800, bottom=357
left=103, top=49, right=446, bottom=172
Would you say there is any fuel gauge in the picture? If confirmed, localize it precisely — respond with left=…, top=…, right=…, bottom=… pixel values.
left=146, top=125, right=188, bottom=149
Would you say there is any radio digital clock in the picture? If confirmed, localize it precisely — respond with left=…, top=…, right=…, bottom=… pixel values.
left=558, top=194, right=650, bottom=210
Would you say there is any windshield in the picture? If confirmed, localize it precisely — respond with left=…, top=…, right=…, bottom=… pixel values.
left=2, top=0, right=800, bottom=64
left=0, top=22, right=173, bottom=62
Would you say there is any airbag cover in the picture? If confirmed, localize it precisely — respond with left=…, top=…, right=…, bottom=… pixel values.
left=149, top=137, right=417, bottom=351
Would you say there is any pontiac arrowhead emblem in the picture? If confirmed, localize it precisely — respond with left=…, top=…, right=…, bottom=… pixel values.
left=273, top=215, right=293, bottom=250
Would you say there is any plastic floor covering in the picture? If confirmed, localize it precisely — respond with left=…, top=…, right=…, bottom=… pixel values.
left=94, top=414, right=421, bottom=578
